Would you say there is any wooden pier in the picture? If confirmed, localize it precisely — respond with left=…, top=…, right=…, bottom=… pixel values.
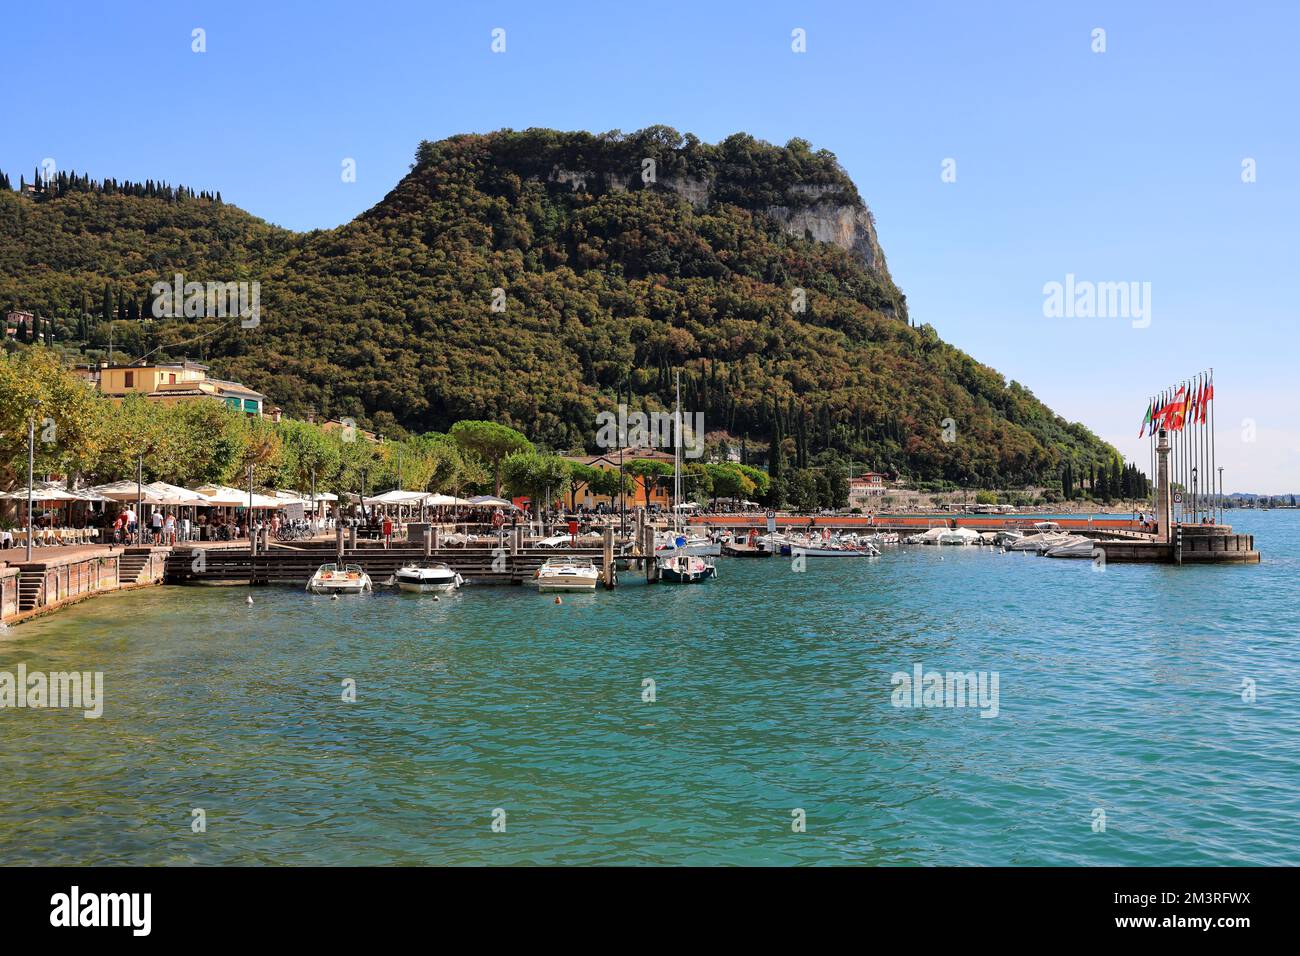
left=165, top=540, right=636, bottom=587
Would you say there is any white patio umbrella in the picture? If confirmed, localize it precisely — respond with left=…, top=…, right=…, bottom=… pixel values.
left=145, top=481, right=210, bottom=506
left=363, top=489, right=430, bottom=506
left=194, top=485, right=284, bottom=509
left=90, top=481, right=168, bottom=504
left=468, top=495, right=518, bottom=508
left=0, top=484, right=78, bottom=502
left=425, top=493, right=475, bottom=507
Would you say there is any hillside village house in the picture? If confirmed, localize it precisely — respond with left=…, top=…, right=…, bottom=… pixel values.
left=4, top=310, right=34, bottom=338
left=77, top=361, right=267, bottom=416
left=848, top=472, right=887, bottom=509
left=563, top=446, right=675, bottom=511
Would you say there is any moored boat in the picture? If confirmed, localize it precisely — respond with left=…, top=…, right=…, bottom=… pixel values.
left=307, top=563, right=372, bottom=594
left=534, top=557, right=600, bottom=592
left=393, top=562, right=463, bottom=592
left=655, top=531, right=722, bottom=557
left=1044, top=537, right=1099, bottom=559
left=937, top=527, right=982, bottom=546
left=656, top=552, right=717, bottom=583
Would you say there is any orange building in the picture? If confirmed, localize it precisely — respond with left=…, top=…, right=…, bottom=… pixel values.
left=564, top=446, right=676, bottom=510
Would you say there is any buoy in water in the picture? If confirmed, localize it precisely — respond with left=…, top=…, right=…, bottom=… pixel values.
left=246, top=595, right=254, bottom=605
left=554, top=596, right=562, bottom=605
left=331, top=594, right=339, bottom=601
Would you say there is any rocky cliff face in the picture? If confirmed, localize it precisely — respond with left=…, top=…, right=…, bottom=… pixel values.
left=546, top=166, right=886, bottom=275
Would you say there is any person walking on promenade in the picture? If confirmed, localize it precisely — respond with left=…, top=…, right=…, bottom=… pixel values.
left=163, top=512, right=177, bottom=546
left=150, top=509, right=164, bottom=545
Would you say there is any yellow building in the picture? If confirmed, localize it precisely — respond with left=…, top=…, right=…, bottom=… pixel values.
left=84, top=362, right=266, bottom=416
left=564, top=446, right=675, bottom=510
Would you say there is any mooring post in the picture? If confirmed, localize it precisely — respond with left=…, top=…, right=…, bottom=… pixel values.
left=433, top=525, right=442, bottom=550
left=336, top=524, right=344, bottom=561
left=347, top=523, right=356, bottom=551
left=511, top=526, right=521, bottom=556
left=602, top=525, right=615, bottom=588
left=643, top=524, right=656, bottom=583
left=424, top=528, right=432, bottom=557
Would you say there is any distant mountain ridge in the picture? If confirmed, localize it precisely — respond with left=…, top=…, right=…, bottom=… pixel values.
left=0, top=127, right=1121, bottom=487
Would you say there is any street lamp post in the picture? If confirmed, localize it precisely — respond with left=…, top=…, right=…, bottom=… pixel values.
left=135, top=454, right=144, bottom=546
left=25, top=411, right=36, bottom=561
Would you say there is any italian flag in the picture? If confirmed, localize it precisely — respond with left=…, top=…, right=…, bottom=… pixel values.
left=1139, top=401, right=1153, bottom=437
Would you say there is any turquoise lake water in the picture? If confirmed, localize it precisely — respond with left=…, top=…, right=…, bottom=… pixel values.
left=1, top=511, right=1296, bottom=865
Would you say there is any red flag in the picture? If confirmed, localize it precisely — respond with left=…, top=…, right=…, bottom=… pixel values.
left=1166, top=386, right=1188, bottom=430
left=1199, top=377, right=1213, bottom=424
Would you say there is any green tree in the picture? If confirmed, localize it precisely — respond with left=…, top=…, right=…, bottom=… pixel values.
left=450, top=420, right=533, bottom=495
left=625, top=458, right=673, bottom=510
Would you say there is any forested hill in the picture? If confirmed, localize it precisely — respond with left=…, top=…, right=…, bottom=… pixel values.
left=0, top=127, right=1120, bottom=487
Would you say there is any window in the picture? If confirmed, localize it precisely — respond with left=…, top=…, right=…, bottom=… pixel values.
left=225, top=397, right=241, bottom=409
left=244, top=399, right=260, bottom=414
left=124, top=371, right=134, bottom=388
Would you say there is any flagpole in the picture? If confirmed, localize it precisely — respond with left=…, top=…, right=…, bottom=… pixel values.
left=1170, top=385, right=1178, bottom=525
left=1177, top=381, right=1186, bottom=526
left=1182, top=379, right=1189, bottom=525
left=1197, top=371, right=1204, bottom=522
left=1190, top=374, right=1197, bottom=523
left=1199, top=370, right=1207, bottom=523
left=1150, top=393, right=1157, bottom=511
left=1210, top=368, right=1217, bottom=524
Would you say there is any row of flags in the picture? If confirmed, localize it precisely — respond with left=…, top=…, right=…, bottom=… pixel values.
left=1139, top=372, right=1214, bottom=437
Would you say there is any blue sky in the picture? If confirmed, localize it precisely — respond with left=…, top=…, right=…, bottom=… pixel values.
left=5, top=1, right=1297, bottom=491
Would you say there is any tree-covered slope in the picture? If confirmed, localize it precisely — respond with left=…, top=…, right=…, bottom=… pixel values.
left=0, top=128, right=1119, bottom=486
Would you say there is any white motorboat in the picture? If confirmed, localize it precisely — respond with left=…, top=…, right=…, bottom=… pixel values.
left=909, top=527, right=949, bottom=545
left=306, top=563, right=372, bottom=594
left=937, top=527, right=982, bottom=546
left=783, top=533, right=879, bottom=557
left=1045, top=537, right=1099, bottom=559
left=534, top=557, right=600, bottom=592
left=393, top=562, right=463, bottom=592
left=656, top=552, right=717, bottom=583
left=1007, top=532, right=1076, bottom=553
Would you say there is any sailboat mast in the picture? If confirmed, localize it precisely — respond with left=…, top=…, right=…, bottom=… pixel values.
left=674, top=370, right=682, bottom=533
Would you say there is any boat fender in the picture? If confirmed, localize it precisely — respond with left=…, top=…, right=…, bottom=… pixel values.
left=246, top=595, right=253, bottom=605
left=331, top=594, right=339, bottom=601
